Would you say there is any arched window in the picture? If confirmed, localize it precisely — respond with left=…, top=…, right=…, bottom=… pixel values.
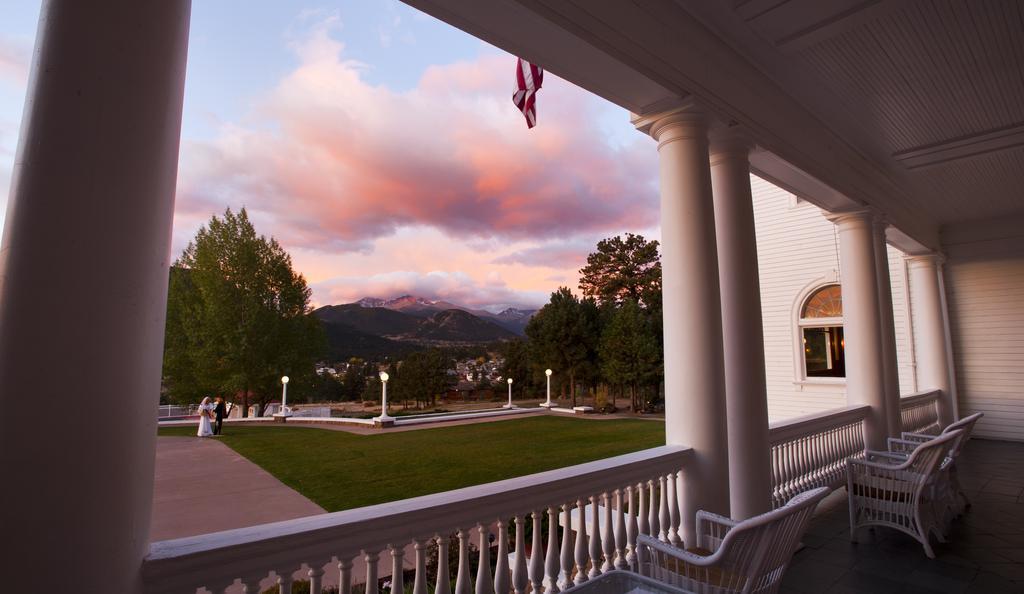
left=800, top=284, right=845, bottom=378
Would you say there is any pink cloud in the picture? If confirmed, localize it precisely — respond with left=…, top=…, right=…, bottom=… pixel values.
left=175, top=25, right=659, bottom=253
left=312, top=270, right=547, bottom=311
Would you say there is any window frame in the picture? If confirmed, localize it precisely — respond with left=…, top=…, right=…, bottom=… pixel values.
left=792, top=277, right=846, bottom=386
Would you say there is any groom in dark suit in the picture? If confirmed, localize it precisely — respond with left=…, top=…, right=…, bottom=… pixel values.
left=213, top=396, right=229, bottom=435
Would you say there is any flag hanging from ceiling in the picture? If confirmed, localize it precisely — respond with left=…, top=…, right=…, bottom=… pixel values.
left=513, top=57, right=544, bottom=129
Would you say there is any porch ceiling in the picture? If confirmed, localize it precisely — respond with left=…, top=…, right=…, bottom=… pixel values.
left=401, top=0, right=1024, bottom=252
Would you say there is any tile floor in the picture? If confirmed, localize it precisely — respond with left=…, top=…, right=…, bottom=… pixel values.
left=780, top=438, right=1024, bottom=593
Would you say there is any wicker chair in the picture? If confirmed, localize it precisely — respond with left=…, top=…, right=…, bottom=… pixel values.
left=636, top=487, right=830, bottom=594
left=848, top=429, right=963, bottom=558
left=876, top=411, right=978, bottom=522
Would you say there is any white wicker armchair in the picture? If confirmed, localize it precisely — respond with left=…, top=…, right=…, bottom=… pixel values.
left=871, top=412, right=983, bottom=527
left=636, top=487, right=829, bottom=594
left=847, top=429, right=963, bottom=558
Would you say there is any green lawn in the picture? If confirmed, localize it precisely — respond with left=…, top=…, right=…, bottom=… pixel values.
left=158, top=416, right=665, bottom=512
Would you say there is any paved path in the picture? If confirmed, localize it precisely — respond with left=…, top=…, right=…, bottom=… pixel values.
left=150, top=436, right=324, bottom=542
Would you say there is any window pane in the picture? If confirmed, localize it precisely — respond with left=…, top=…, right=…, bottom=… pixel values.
left=803, top=326, right=845, bottom=378
left=802, top=285, right=843, bottom=318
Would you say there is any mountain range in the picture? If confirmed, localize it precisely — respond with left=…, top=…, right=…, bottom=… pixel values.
left=314, top=295, right=537, bottom=360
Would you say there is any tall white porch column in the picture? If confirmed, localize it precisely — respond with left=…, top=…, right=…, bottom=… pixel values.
left=906, top=254, right=957, bottom=426
left=635, top=106, right=730, bottom=546
left=709, top=134, right=771, bottom=519
left=872, top=219, right=902, bottom=438
left=827, top=211, right=889, bottom=451
left=0, top=1, right=190, bottom=592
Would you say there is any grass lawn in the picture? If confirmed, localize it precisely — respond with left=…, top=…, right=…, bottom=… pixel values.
left=158, top=416, right=665, bottom=512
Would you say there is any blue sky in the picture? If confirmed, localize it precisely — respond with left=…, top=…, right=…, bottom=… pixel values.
left=0, top=1, right=656, bottom=310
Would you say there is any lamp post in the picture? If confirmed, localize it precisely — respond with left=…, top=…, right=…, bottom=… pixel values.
left=273, top=375, right=292, bottom=421
left=374, top=371, right=394, bottom=426
left=541, top=368, right=554, bottom=408
left=504, top=377, right=515, bottom=408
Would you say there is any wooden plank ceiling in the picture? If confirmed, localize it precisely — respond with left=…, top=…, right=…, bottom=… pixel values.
left=734, top=0, right=1024, bottom=227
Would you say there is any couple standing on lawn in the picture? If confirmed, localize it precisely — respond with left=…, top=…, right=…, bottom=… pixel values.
left=197, top=395, right=230, bottom=437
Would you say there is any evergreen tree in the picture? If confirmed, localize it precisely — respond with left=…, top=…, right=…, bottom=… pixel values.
left=162, top=208, right=325, bottom=414
left=578, top=233, right=662, bottom=308
left=599, top=299, right=662, bottom=412
left=524, top=288, right=601, bottom=407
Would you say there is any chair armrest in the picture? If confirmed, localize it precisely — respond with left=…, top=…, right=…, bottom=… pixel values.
left=849, top=456, right=909, bottom=472
left=865, top=449, right=909, bottom=464
left=637, top=534, right=718, bottom=568
left=695, top=510, right=737, bottom=553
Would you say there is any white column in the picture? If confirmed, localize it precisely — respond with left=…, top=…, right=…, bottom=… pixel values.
left=907, top=254, right=956, bottom=426
left=873, top=219, right=902, bottom=438
left=827, top=211, right=889, bottom=451
left=634, top=105, right=730, bottom=545
left=709, top=134, right=771, bottom=519
left=0, top=1, right=191, bottom=592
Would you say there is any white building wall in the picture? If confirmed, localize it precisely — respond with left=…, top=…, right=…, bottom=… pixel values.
left=750, top=175, right=915, bottom=421
left=941, top=229, right=1024, bottom=441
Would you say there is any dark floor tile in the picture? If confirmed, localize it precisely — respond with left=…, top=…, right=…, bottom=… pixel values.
left=779, top=558, right=847, bottom=593
left=964, top=571, right=1024, bottom=594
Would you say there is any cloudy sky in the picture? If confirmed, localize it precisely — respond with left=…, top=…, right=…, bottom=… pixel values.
left=0, top=1, right=661, bottom=311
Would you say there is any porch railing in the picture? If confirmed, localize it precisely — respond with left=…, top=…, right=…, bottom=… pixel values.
left=142, top=445, right=692, bottom=594
left=768, top=405, right=869, bottom=509
left=900, top=389, right=942, bottom=434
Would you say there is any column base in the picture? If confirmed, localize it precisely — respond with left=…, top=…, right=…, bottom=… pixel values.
left=502, top=403, right=517, bottom=409
left=538, top=402, right=556, bottom=408
left=373, top=416, right=395, bottom=428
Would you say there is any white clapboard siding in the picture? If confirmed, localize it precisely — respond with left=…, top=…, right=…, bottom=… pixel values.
left=751, top=175, right=916, bottom=421
left=942, top=235, right=1024, bottom=442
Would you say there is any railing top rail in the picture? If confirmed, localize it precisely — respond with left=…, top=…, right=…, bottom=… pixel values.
left=899, top=389, right=941, bottom=407
left=143, top=445, right=691, bottom=591
left=768, top=404, right=870, bottom=446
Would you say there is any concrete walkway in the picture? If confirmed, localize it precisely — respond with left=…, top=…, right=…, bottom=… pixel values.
left=150, top=436, right=324, bottom=542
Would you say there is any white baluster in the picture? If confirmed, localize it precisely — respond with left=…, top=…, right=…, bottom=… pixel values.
left=668, top=473, right=681, bottom=547
left=528, top=512, right=543, bottom=594
left=559, top=504, right=573, bottom=591
left=625, top=486, right=638, bottom=569
left=647, top=480, right=659, bottom=540
left=454, top=530, right=472, bottom=594
left=339, top=557, right=353, bottom=594
left=365, top=551, right=380, bottom=594
left=414, top=539, right=429, bottom=594
left=495, top=520, right=511, bottom=594
left=476, top=524, right=492, bottom=594
left=588, top=495, right=602, bottom=578
left=436, top=535, right=452, bottom=594
left=544, top=507, right=561, bottom=594
left=309, top=565, right=325, bottom=594
left=391, top=545, right=405, bottom=594
left=512, top=516, right=529, bottom=594
left=602, top=491, right=618, bottom=569
left=637, top=482, right=649, bottom=539
left=573, top=500, right=588, bottom=585
left=658, top=475, right=669, bottom=542
left=277, top=571, right=293, bottom=594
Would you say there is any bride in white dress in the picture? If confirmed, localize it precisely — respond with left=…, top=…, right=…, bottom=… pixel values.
left=197, top=396, right=214, bottom=437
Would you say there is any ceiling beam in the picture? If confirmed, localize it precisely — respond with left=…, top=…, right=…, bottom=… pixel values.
left=893, top=122, right=1024, bottom=170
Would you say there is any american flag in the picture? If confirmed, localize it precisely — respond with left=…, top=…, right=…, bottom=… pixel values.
left=513, top=58, right=544, bottom=129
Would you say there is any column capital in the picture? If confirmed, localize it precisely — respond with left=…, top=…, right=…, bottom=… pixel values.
left=905, top=251, right=946, bottom=268
left=824, top=208, right=875, bottom=228
left=631, top=98, right=708, bottom=146
left=709, top=128, right=754, bottom=164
